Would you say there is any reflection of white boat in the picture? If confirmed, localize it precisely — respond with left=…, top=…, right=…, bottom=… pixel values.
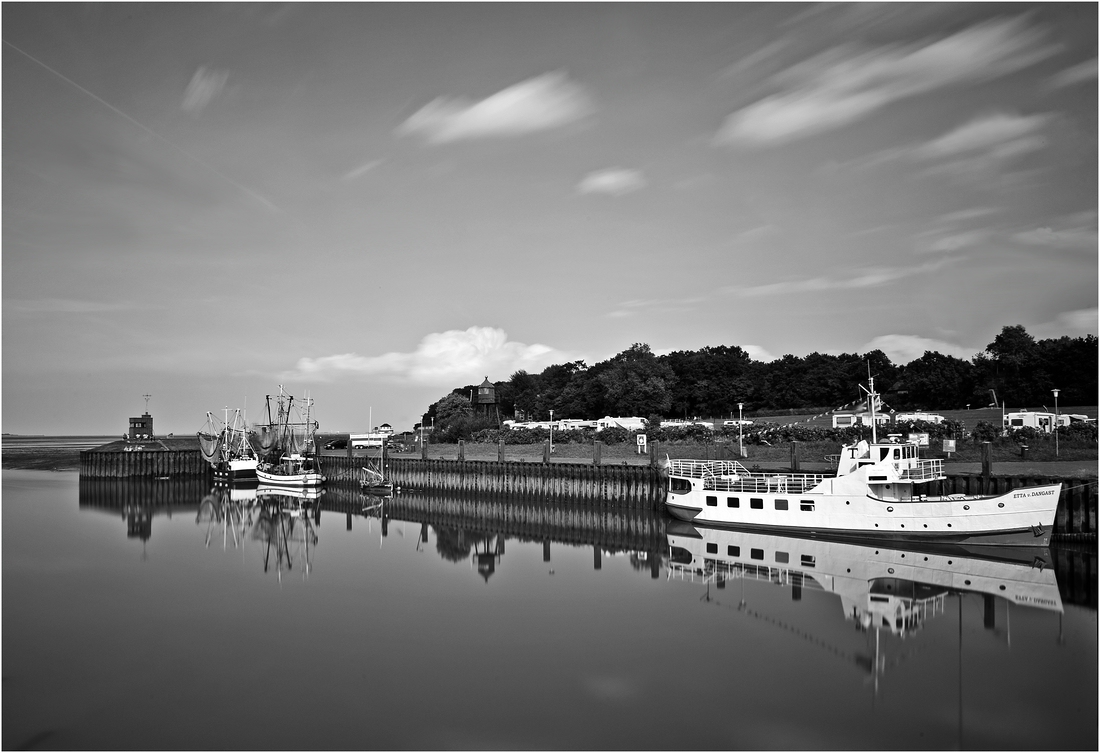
left=666, top=522, right=1064, bottom=635
left=198, top=407, right=260, bottom=481
left=665, top=378, right=1060, bottom=547
left=254, top=387, right=325, bottom=489
left=256, top=485, right=325, bottom=503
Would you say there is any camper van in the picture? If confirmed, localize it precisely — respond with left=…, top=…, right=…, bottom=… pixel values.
left=1003, top=411, right=1055, bottom=433
left=895, top=412, right=945, bottom=424
left=350, top=432, right=387, bottom=448
left=595, top=416, right=648, bottom=432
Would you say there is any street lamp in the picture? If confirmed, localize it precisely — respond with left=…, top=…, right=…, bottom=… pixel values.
left=738, top=402, right=744, bottom=458
left=549, top=409, right=554, bottom=455
left=1052, top=389, right=1060, bottom=457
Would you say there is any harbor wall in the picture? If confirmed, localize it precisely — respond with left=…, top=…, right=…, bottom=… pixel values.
left=77, top=448, right=1097, bottom=537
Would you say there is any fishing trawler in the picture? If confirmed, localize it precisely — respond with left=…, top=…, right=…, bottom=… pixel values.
left=254, top=387, right=325, bottom=489
left=664, top=379, right=1061, bottom=546
left=198, top=407, right=259, bottom=482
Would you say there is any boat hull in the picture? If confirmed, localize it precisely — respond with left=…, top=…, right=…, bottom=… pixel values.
left=256, top=468, right=325, bottom=488
left=665, top=480, right=1061, bottom=547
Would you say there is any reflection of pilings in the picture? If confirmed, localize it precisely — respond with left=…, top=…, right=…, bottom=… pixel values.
left=78, top=476, right=210, bottom=512
left=1051, top=544, right=1098, bottom=610
left=371, top=490, right=666, bottom=555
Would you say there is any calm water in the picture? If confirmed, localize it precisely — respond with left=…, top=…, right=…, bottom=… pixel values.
left=3, top=470, right=1096, bottom=750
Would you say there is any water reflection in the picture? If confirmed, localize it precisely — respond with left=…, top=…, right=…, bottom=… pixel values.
left=666, top=520, right=1065, bottom=699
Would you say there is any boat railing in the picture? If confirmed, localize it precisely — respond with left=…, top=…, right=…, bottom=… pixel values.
left=898, top=459, right=945, bottom=481
left=667, top=459, right=829, bottom=494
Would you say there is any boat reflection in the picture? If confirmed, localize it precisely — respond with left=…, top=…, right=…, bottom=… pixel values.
left=197, top=483, right=260, bottom=550
left=251, top=487, right=322, bottom=578
left=667, top=521, right=1064, bottom=693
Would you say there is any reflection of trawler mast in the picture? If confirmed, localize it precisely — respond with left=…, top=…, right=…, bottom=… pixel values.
left=668, top=523, right=1064, bottom=693
left=251, top=491, right=320, bottom=580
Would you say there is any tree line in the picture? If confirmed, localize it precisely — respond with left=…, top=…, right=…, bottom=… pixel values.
left=421, top=325, right=1097, bottom=437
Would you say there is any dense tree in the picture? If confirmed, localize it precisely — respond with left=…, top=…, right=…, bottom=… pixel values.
left=425, top=326, right=1095, bottom=425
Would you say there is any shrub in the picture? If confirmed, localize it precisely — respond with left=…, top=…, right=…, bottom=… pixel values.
left=970, top=421, right=1001, bottom=442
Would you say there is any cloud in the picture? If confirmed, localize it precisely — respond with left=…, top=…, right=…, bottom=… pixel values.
left=742, top=344, right=777, bottom=363
left=916, top=112, right=1052, bottom=159
left=577, top=168, right=647, bottom=196
left=1046, top=57, right=1097, bottom=89
left=396, top=72, right=595, bottom=144
left=282, top=327, right=581, bottom=385
left=715, top=17, right=1056, bottom=147
left=924, top=229, right=991, bottom=253
left=343, top=159, right=384, bottom=181
left=728, top=258, right=953, bottom=297
left=860, top=334, right=976, bottom=364
left=1012, top=211, right=1098, bottom=250
left=181, top=66, right=229, bottom=115
left=5, top=298, right=140, bottom=314
left=1030, top=308, right=1099, bottom=339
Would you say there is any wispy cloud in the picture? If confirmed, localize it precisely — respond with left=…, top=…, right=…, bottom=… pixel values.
left=343, top=159, right=384, bottom=182
left=1030, top=308, right=1099, bottom=338
left=5, top=298, right=140, bottom=314
left=715, top=17, right=1056, bottom=147
left=1046, top=57, right=1097, bottom=89
left=281, top=327, right=582, bottom=385
left=860, top=334, right=976, bottom=364
left=577, top=168, right=647, bottom=196
left=397, top=71, right=595, bottom=144
left=726, top=259, right=954, bottom=297
left=181, top=66, right=229, bottom=116
left=1012, top=211, right=1098, bottom=250
left=916, top=112, right=1052, bottom=159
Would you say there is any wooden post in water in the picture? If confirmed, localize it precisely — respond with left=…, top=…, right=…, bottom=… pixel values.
left=790, top=441, right=800, bottom=472
left=543, top=440, right=550, bottom=464
left=458, top=440, right=465, bottom=462
left=650, top=441, right=659, bottom=467
left=421, top=438, right=428, bottom=460
left=594, top=441, right=602, bottom=466
left=981, top=442, right=992, bottom=482
left=498, top=440, right=505, bottom=463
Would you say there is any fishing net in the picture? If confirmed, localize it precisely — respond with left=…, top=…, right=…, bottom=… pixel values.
left=197, top=432, right=222, bottom=462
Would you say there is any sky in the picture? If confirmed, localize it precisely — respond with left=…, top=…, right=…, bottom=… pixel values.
left=3, top=3, right=1097, bottom=436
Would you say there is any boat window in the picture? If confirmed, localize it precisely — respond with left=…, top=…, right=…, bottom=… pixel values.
left=750, top=498, right=763, bottom=509
left=669, top=546, right=692, bottom=565
left=892, top=448, right=900, bottom=459
left=879, top=448, right=890, bottom=461
left=727, top=497, right=739, bottom=508
left=706, top=543, right=718, bottom=554
left=775, top=499, right=788, bottom=510
left=727, top=545, right=740, bottom=557
left=800, top=501, right=814, bottom=512
left=750, top=548, right=764, bottom=560
left=670, top=477, right=691, bottom=492
left=706, top=495, right=717, bottom=507
left=801, top=555, right=816, bottom=568
left=775, top=551, right=789, bottom=564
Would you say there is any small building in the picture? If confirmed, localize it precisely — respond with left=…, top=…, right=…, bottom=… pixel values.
left=474, top=377, right=499, bottom=422
left=128, top=412, right=154, bottom=440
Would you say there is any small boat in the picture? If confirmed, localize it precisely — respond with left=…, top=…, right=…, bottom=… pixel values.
left=198, top=407, right=259, bottom=482
left=254, top=387, right=325, bottom=489
left=360, top=440, right=393, bottom=494
left=664, top=378, right=1061, bottom=547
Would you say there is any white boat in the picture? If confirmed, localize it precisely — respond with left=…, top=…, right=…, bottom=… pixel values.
left=198, top=407, right=260, bottom=482
left=360, top=440, right=393, bottom=494
left=664, top=378, right=1061, bottom=547
left=254, top=387, right=325, bottom=489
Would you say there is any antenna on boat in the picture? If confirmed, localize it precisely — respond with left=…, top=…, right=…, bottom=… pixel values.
left=143, top=394, right=152, bottom=413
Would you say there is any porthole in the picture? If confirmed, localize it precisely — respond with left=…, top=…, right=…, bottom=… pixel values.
left=963, top=505, right=970, bottom=510
left=999, top=585, right=1006, bottom=591
left=965, top=579, right=971, bottom=585
left=901, top=554, right=905, bottom=558
left=948, top=524, right=952, bottom=528
left=948, top=560, right=953, bottom=565
left=887, top=506, right=894, bottom=512
left=923, top=524, right=928, bottom=528
left=846, top=501, right=850, bottom=505
left=923, top=557, right=928, bottom=561
left=998, top=502, right=1004, bottom=508
left=900, top=524, right=905, bottom=528
left=875, top=523, right=879, bottom=527
left=888, top=568, right=895, bottom=574
left=846, top=568, right=851, bottom=573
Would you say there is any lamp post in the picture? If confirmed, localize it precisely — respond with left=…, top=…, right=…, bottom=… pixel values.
left=738, top=402, right=744, bottom=458
left=1052, top=389, right=1059, bottom=457
left=549, top=409, right=554, bottom=455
